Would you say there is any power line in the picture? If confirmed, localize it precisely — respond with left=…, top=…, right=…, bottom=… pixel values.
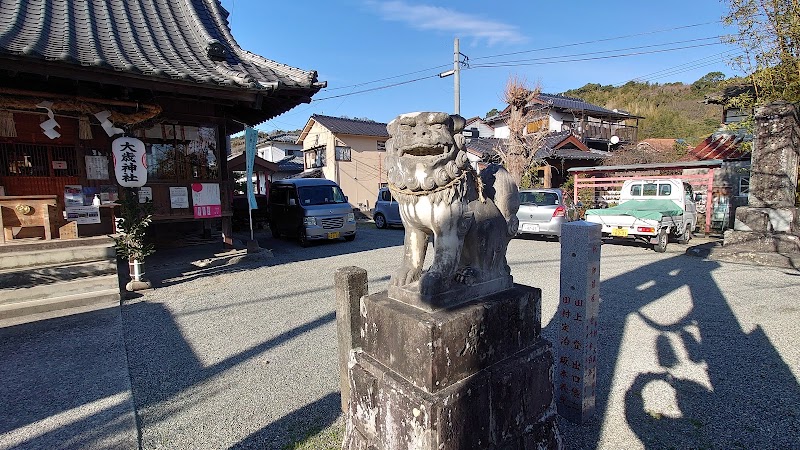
left=323, top=64, right=451, bottom=92
left=312, top=74, right=440, bottom=101
left=470, top=20, right=726, bottom=61
left=470, top=36, right=726, bottom=67
left=470, top=41, right=729, bottom=69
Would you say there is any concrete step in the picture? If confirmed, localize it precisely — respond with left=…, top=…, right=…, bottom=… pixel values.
left=0, top=259, right=117, bottom=289
left=0, top=289, right=120, bottom=328
left=0, top=274, right=120, bottom=305
left=0, top=236, right=115, bottom=254
left=0, top=244, right=117, bottom=271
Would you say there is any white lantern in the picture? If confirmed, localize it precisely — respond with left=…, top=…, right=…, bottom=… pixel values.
left=112, top=137, right=147, bottom=188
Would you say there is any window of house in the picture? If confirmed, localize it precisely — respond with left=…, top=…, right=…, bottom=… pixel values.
left=304, top=146, right=326, bottom=169
left=526, top=117, right=548, bottom=134
left=335, top=146, right=352, bottom=161
left=738, top=177, right=749, bottom=197
left=377, top=141, right=386, bottom=151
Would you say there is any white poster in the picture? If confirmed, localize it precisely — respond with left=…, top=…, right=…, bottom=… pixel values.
left=191, top=183, right=222, bottom=219
left=138, top=187, right=153, bottom=204
left=169, top=186, right=189, bottom=209
left=85, top=155, right=109, bottom=180
left=65, top=206, right=101, bottom=224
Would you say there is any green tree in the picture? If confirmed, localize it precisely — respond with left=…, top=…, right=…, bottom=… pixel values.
left=723, top=0, right=800, bottom=106
left=485, top=108, right=500, bottom=118
left=692, top=71, right=726, bottom=92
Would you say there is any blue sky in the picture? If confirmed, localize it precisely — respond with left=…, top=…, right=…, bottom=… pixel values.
left=219, top=0, right=741, bottom=132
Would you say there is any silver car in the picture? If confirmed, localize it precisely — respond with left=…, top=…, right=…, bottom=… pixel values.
left=516, top=188, right=573, bottom=240
left=372, top=187, right=403, bottom=229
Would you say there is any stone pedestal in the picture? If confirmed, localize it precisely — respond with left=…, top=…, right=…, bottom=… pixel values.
left=343, top=286, right=561, bottom=450
left=717, top=102, right=800, bottom=269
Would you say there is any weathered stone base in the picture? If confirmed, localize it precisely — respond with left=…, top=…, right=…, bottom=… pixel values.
left=734, top=206, right=799, bottom=233
left=344, top=343, right=560, bottom=450
left=344, top=286, right=561, bottom=449
left=388, top=275, right=514, bottom=312
left=711, top=230, right=800, bottom=269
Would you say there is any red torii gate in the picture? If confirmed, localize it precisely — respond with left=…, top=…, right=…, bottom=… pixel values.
left=568, top=160, right=723, bottom=235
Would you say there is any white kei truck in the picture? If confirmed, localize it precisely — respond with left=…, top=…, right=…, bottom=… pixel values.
left=584, top=179, right=697, bottom=252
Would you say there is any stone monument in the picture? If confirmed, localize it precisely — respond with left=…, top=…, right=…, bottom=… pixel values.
left=719, top=101, right=800, bottom=267
left=341, top=112, right=561, bottom=449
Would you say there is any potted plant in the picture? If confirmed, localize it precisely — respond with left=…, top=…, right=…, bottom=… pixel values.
left=113, top=188, right=155, bottom=291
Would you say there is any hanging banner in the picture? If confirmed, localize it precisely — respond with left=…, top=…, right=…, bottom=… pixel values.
left=245, top=127, right=258, bottom=210
left=112, top=137, right=147, bottom=187
left=191, top=183, right=222, bottom=219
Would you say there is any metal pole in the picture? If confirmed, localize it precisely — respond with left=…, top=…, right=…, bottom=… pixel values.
left=454, top=37, right=460, bottom=115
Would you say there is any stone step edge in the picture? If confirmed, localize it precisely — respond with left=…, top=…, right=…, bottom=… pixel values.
left=0, top=257, right=117, bottom=277
left=0, top=289, right=121, bottom=328
left=0, top=274, right=121, bottom=303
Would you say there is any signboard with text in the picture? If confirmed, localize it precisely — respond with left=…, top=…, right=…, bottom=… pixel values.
left=112, top=137, right=147, bottom=187
left=191, top=183, right=221, bottom=219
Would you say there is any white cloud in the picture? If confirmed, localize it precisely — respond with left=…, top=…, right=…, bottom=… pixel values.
left=365, top=1, right=527, bottom=46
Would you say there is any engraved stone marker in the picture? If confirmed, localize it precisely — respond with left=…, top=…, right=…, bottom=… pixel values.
left=557, top=221, right=601, bottom=424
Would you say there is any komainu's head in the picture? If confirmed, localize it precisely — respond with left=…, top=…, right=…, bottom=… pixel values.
left=385, top=112, right=471, bottom=192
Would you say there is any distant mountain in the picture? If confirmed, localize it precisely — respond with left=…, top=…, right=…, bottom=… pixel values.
left=561, top=73, right=736, bottom=146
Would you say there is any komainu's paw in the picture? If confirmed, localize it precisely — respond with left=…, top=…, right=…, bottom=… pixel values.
left=391, top=266, right=422, bottom=286
left=419, top=272, right=446, bottom=295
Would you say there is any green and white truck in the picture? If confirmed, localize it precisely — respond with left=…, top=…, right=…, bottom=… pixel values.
left=585, top=179, right=697, bottom=252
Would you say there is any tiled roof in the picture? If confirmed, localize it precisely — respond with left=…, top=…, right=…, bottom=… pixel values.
left=262, top=133, right=300, bottom=144
left=277, top=155, right=304, bottom=172
left=534, top=93, right=642, bottom=120
left=0, top=0, right=323, bottom=94
left=466, top=137, right=505, bottom=158
left=309, top=115, right=390, bottom=138
left=688, top=132, right=750, bottom=161
left=467, top=132, right=608, bottom=162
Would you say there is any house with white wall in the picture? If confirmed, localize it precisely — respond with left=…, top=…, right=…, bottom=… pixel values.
left=484, top=93, right=641, bottom=150
left=257, top=133, right=303, bottom=162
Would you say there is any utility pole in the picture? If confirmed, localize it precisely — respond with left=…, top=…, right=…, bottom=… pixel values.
left=454, top=37, right=460, bottom=115
left=439, top=37, right=468, bottom=116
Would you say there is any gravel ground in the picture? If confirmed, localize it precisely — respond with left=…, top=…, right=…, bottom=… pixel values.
left=5, top=222, right=796, bottom=449
left=121, top=224, right=799, bottom=449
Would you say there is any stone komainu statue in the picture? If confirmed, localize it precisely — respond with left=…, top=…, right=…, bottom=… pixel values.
left=384, top=112, right=519, bottom=298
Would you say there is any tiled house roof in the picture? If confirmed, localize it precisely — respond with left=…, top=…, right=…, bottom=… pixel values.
left=277, top=155, right=304, bottom=172
left=0, top=0, right=324, bottom=124
left=307, top=115, right=390, bottom=138
left=484, top=93, right=643, bottom=124
left=467, top=132, right=609, bottom=162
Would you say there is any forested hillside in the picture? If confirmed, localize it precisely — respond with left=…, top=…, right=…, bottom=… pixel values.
left=562, top=73, right=736, bottom=145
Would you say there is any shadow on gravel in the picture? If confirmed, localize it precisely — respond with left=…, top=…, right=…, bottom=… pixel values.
left=229, top=392, right=341, bottom=450
left=122, top=301, right=336, bottom=447
left=551, top=253, right=800, bottom=449
left=136, top=225, right=405, bottom=290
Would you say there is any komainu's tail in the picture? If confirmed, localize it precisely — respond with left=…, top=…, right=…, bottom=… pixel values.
left=479, top=165, right=520, bottom=236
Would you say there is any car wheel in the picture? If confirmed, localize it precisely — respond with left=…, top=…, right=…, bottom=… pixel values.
left=298, top=227, right=310, bottom=248
left=654, top=228, right=668, bottom=253
left=677, top=224, right=692, bottom=245
left=374, top=213, right=387, bottom=229
left=345, top=234, right=356, bottom=242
